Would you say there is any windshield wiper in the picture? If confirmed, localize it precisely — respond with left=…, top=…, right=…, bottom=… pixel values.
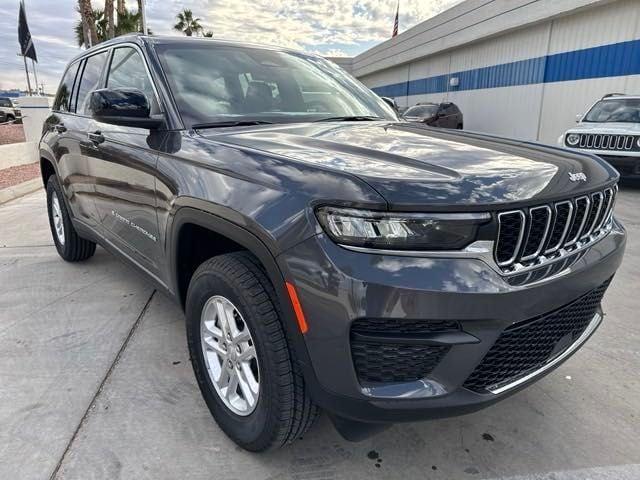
left=314, top=115, right=384, bottom=122
left=192, top=120, right=274, bottom=129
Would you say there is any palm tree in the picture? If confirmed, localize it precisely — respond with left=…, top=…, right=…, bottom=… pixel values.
left=174, top=9, right=203, bottom=36
left=74, top=7, right=145, bottom=47
left=78, top=0, right=98, bottom=47
left=105, top=0, right=114, bottom=39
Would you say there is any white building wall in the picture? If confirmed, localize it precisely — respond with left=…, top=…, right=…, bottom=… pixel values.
left=353, top=0, right=640, bottom=145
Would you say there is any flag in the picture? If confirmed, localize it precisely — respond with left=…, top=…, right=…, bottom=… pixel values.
left=18, top=0, right=37, bottom=62
left=392, top=1, right=399, bottom=37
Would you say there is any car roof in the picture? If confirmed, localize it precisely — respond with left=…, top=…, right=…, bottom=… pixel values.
left=69, top=34, right=317, bottom=64
left=601, top=94, right=640, bottom=100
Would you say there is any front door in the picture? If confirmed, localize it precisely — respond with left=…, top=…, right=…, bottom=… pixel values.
left=90, top=46, right=163, bottom=278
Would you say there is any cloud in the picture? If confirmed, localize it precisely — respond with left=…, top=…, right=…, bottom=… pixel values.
left=0, top=0, right=461, bottom=92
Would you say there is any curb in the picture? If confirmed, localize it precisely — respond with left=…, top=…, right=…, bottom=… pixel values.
left=0, top=178, right=42, bottom=205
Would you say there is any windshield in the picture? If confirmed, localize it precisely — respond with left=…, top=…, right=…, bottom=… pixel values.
left=155, top=42, right=397, bottom=126
left=584, top=98, right=640, bottom=123
left=404, top=105, right=438, bottom=117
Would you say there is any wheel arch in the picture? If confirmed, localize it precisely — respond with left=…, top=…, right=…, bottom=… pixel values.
left=168, top=206, right=317, bottom=389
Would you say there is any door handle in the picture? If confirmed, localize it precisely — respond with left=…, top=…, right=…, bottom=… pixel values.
left=88, top=131, right=105, bottom=145
left=54, top=124, right=67, bottom=133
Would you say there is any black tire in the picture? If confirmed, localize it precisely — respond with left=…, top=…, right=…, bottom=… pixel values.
left=186, top=252, right=318, bottom=451
left=6, top=115, right=14, bottom=123
left=457, top=123, right=463, bottom=129
left=46, top=176, right=96, bottom=262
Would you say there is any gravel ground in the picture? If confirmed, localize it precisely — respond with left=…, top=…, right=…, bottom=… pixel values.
left=0, top=124, right=26, bottom=145
left=0, top=162, right=40, bottom=189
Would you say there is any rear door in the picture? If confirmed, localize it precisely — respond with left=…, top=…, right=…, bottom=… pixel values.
left=90, top=45, right=163, bottom=276
left=61, top=51, right=111, bottom=227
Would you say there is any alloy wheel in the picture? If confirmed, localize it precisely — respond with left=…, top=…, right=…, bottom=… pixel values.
left=200, top=295, right=260, bottom=416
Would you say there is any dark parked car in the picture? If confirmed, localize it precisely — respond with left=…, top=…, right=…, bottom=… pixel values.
left=40, top=35, right=625, bottom=451
left=404, top=102, right=463, bottom=129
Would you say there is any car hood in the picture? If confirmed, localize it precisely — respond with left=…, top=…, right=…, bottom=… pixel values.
left=200, top=122, right=617, bottom=210
left=566, top=122, right=640, bottom=135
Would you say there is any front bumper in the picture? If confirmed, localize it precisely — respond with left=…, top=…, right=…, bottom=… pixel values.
left=277, top=219, right=626, bottom=423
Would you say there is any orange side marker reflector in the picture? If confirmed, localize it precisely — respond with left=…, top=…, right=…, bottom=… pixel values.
left=285, top=281, right=309, bottom=334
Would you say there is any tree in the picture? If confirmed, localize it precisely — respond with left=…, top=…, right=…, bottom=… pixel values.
left=117, top=0, right=125, bottom=15
left=105, top=0, right=114, bottom=39
left=74, top=7, right=146, bottom=47
left=174, top=9, right=203, bottom=36
left=203, top=31, right=214, bottom=38
left=78, top=0, right=98, bottom=47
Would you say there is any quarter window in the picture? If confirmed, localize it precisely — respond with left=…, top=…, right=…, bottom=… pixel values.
left=75, top=51, right=109, bottom=115
left=53, top=62, right=80, bottom=112
left=107, top=47, right=157, bottom=109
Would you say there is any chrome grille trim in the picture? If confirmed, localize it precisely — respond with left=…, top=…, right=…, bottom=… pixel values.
left=544, top=201, right=573, bottom=255
left=520, top=206, right=552, bottom=262
left=565, top=196, right=590, bottom=247
left=582, top=191, right=603, bottom=239
left=494, top=186, right=616, bottom=273
left=575, top=133, right=637, bottom=151
left=495, top=210, right=526, bottom=267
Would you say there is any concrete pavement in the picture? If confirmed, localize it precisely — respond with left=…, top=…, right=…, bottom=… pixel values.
left=1, top=188, right=639, bottom=480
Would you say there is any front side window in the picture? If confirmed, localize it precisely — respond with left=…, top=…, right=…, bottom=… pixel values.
left=53, top=62, right=80, bottom=112
left=584, top=98, right=640, bottom=123
left=155, top=42, right=397, bottom=126
left=75, top=51, right=109, bottom=115
left=107, top=47, right=157, bottom=109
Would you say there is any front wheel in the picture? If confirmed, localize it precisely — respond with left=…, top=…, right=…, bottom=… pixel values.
left=46, top=176, right=96, bottom=262
left=186, top=252, right=318, bottom=451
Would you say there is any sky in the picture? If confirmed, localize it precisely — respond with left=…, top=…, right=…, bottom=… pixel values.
left=0, top=0, right=462, bottom=93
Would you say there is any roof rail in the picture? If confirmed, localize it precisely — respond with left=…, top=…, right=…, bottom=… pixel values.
left=602, top=93, right=625, bottom=99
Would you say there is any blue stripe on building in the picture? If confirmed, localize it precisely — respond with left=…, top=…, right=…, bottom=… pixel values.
left=371, top=38, right=640, bottom=98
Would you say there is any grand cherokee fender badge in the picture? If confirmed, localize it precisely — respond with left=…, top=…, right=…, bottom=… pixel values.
left=568, top=172, right=587, bottom=182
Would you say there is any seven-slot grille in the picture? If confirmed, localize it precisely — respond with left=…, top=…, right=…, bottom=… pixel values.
left=495, top=186, right=616, bottom=270
left=575, top=134, right=639, bottom=151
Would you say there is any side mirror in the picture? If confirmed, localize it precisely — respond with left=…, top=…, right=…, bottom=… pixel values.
left=380, top=96, right=398, bottom=112
left=575, top=113, right=582, bottom=123
left=89, top=88, right=163, bottom=129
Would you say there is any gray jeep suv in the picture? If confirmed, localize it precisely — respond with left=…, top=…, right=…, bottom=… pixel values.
left=40, top=35, right=625, bottom=451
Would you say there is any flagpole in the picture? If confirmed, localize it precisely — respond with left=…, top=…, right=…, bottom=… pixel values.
left=31, top=59, right=39, bottom=95
left=20, top=54, right=32, bottom=95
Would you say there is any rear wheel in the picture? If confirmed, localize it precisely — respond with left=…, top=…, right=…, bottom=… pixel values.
left=46, top=176, right=96, bottom=262
left=186, top=252, right=318, bottom=451
left=457, top=123, right=463, bottom=129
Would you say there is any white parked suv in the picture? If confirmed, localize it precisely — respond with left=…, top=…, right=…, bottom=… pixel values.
left=559, top=94, right=640, bottom=178
left=0, top=97, right=21, bottom=124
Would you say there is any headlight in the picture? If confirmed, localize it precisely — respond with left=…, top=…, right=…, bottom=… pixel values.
left=566, top=133, right=580, bottom=146
left=316, top=207, right=490, bottom=250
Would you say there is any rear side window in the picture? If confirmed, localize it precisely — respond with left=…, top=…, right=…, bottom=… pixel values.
left=53, top=62, right=80, bottom=112
left=0, top=98, right=12, bottom=107
left=75, top=51, right=109, bottom=115
left=107, top=47, right=157, bottom=109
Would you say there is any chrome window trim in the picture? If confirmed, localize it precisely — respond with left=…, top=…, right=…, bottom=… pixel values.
left=520, top=205, right=552, bottom=262
left=496, top=210, right=526, bottom=267
left=544, top=200, right=573, bottom=254
left=488, top=312, right=602, bottom=394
